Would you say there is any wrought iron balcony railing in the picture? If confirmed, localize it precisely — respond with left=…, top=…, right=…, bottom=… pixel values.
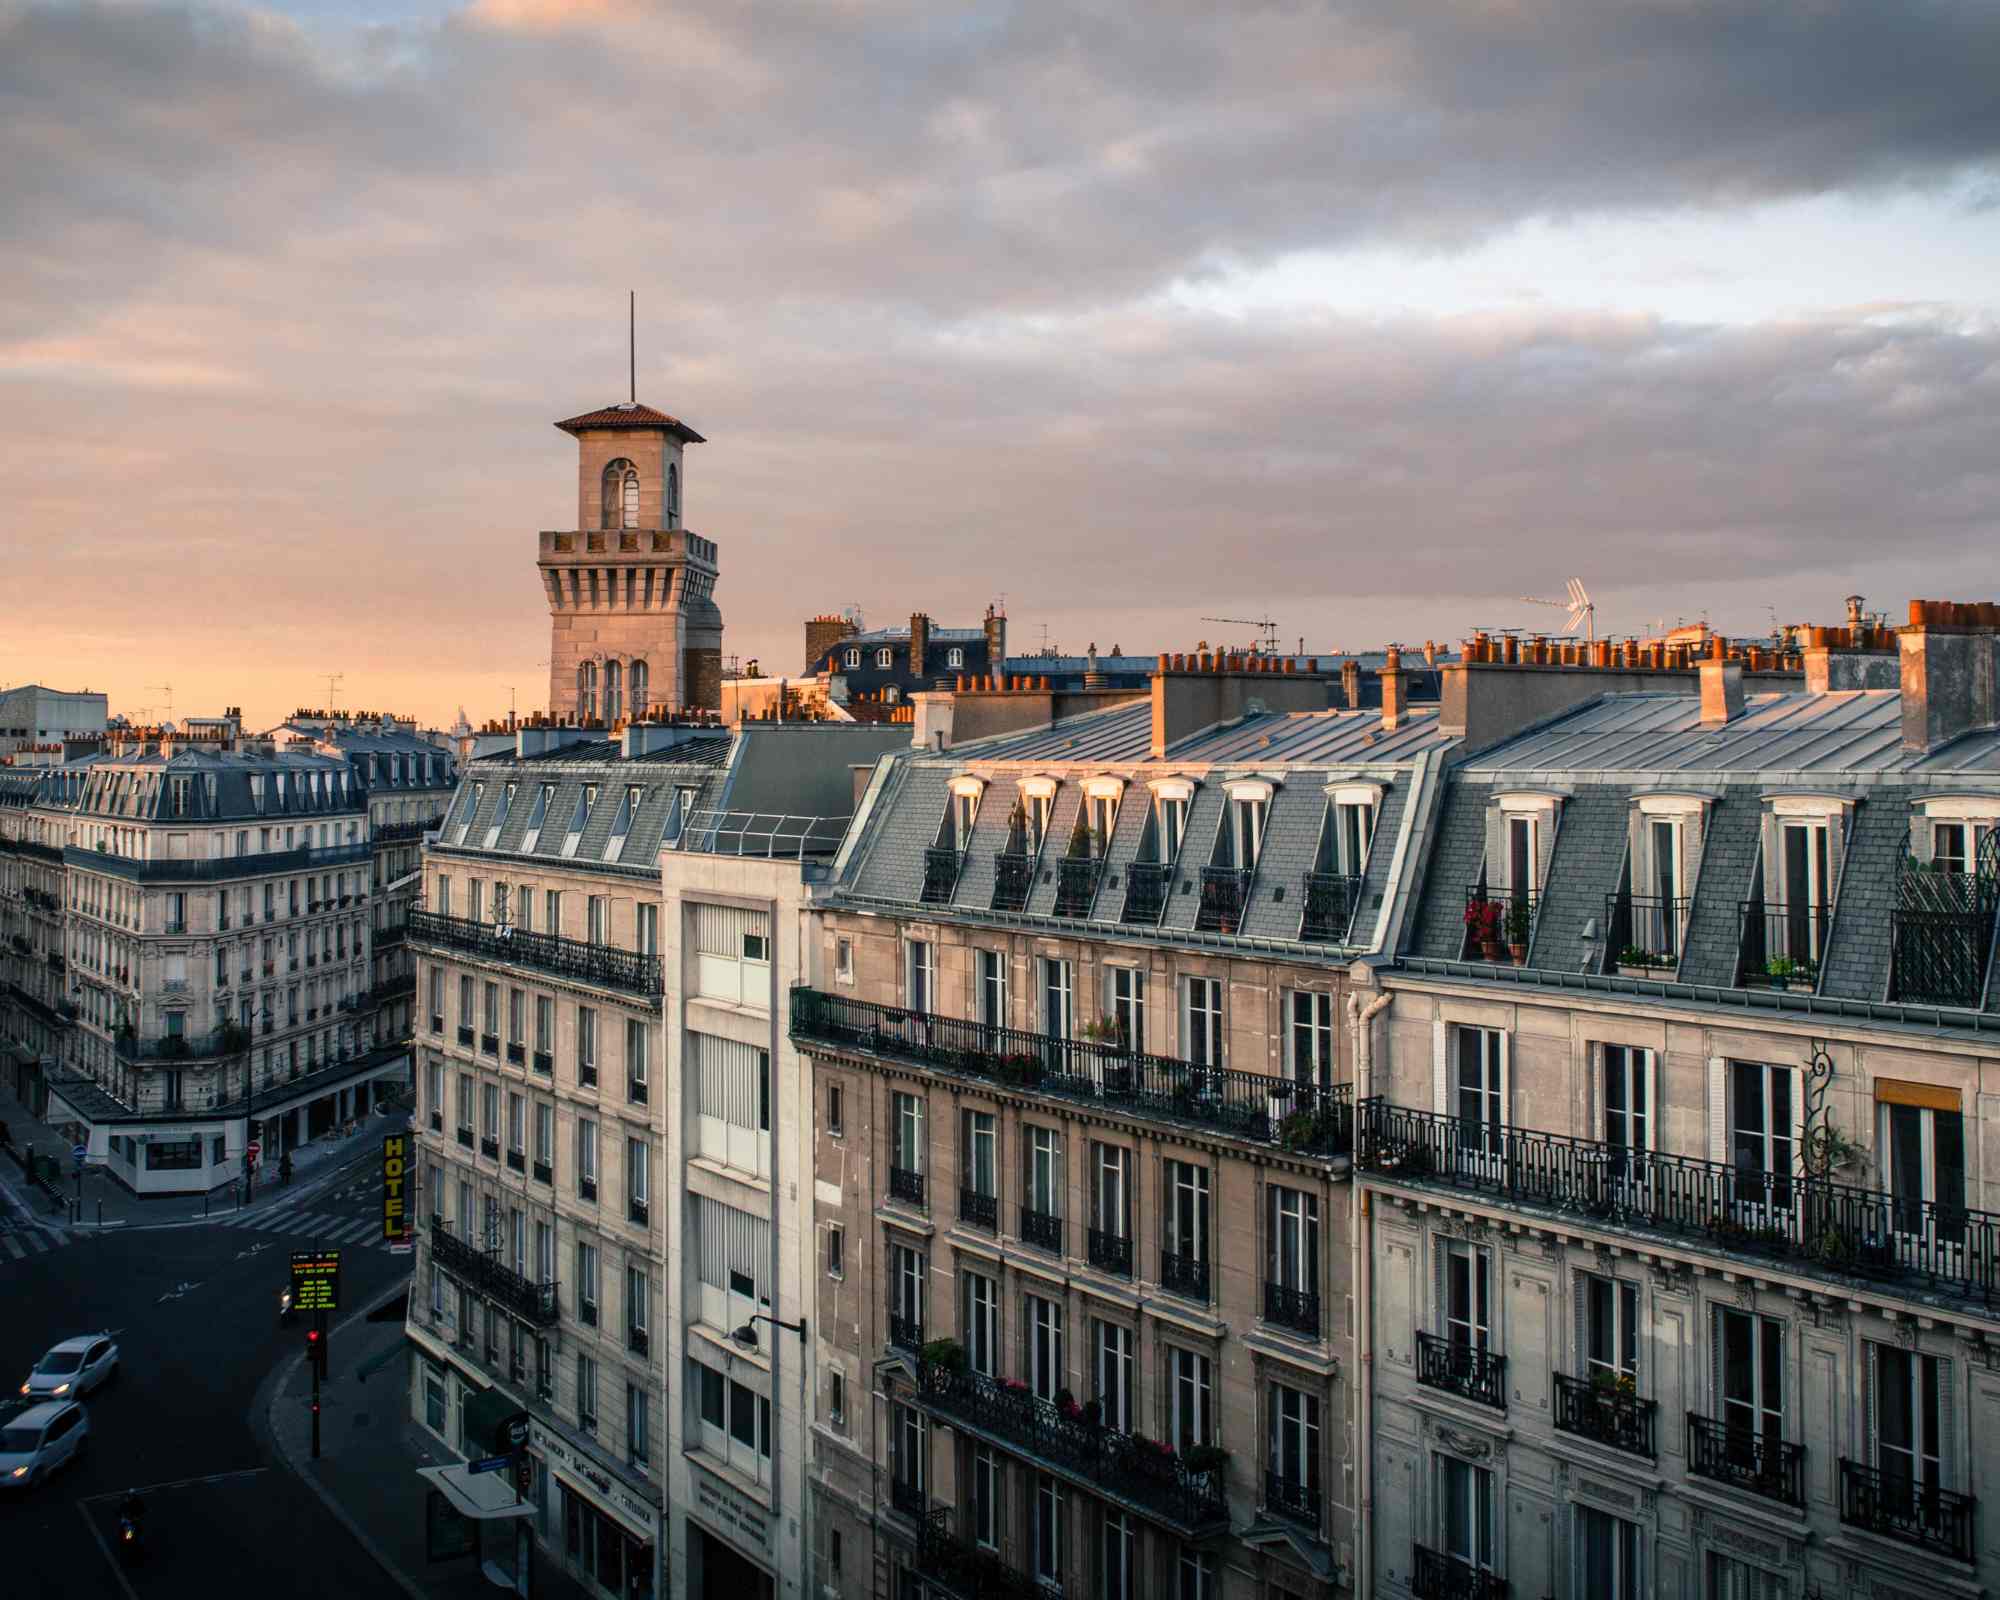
left=1892, top=859, right=2000, bottom=1007
left=990, top=851, right=1034, bottom=913
left=1356, top=1097, right=2000, bottom=1310
left=1195, top=865, right=1251, bottom=933
left=1687, top=1413, right=1805, bottom=1508
left=1122, top=860, right=1168, bottom=925
left=1412, top=1546, right=1508, bottom=1600
left=1602, top=892, right=1690, bottom=971
left=64, top=840, right=368, bottom=884
left=1263, top=1469, right=1320, bottom=1530
left=914, top=1359, right=1228, bottom=1536
left=1738, top=898, right=1829, bottom=990
left=890, top=1476, right=926, bottom=1521
left=888, top=1312, right=924, bottom=1352
left=915, top=1506, right=1043, bottom=1600
left=791, top=988, right=1353, bottom=1158
left=1416, top=1331, right=1507, bottom=1410
left=428, top=1226, right=560, bottom=1327
left=375, top=817, right=446, bottom=845
left=1300, top=871, right=1363, bottom=943
left=1262, top=1281, right=1320, bottom=1338
left=1053, top=854, right=1105, bottom=918
left=1552, top=1371, right=1655, bottom=1457
left=1087, top=1227, right=1132, bottom=1277
left=1461, top=887, right=1539, bottom=960
left=889, top=1165, right=926, bottom=1207
left=374, top=922, right=409, bottom=949
left=1160, top=1248, right=1210, bottom=1302
left=115, top=1026, right=251, bottom=1063
left=1838, top=1457, right=1977, bottom=1563
left=407, top=909, right=663, bottom=997
left=922, top=847, right=966, bottom=906
left=959, top=1187, right=997, bottom=1231
left=1020, top=1207, right=1063, bottom=1254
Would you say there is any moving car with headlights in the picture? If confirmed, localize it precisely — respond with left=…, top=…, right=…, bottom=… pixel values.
left=19, top=1333, right=118, bottom=1400
left=0, top=1401, right=89, bottom=1489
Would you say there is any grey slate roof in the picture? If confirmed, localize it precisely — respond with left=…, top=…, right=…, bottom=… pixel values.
left=71, top=751, right=363, bottom=825
left=1409, top=780, right=1492, bottom=960
left=1676, top=785, right=1764, bottom=987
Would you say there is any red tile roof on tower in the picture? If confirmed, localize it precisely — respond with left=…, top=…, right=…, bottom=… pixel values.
left=554, top=402, right=706, bottom=443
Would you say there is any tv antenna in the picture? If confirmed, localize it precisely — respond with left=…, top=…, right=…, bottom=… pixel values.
left=323, top=672, right=344, bottom=706
left=1517, top=578, right=1595, bottom=643
left=1201, top=614, right=1280, bottom=655
left=147, top=683, right=176, bottom=723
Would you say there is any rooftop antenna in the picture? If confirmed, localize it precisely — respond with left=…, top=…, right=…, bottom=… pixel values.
left=629, top=290, right=636, bottom=404
left=322, top=672, right=344, bottom=707
left=1202, top=613, right=1280, bottom=654
left=147, top=683, right=175, bottom=722
left=1517, top=577, right=1595, bottom=644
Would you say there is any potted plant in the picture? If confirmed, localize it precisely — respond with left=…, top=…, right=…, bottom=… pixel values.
left=1277, top=1108, right=1321, bottom=1151
left=1615, top=945, right=1674, bottom=978
left=1588, top=1368, right=1637, bottom=1399
left=1763, top=955, right=1816, bottom=993
left=1505, top=896, right=1532, bottom=963
left=1462, top=898, right=1503, bottom=962
left=920, top=1337, right=967, bottom=1375
left=1181, top=1443, right=1230, bottom=1477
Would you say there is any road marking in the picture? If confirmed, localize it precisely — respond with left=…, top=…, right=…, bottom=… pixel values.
left=155, top=1279, right=204, bottom=1303
left=82, top=1466, right=271, bottom=1499
left=74, top=1499, right=142, bottom=1600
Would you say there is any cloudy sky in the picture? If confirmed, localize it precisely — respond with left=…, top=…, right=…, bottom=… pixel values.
left=5, top=0, right=2000, bottom=730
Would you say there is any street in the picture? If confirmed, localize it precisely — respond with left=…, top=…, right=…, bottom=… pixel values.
left=0, top=1155, right=411, bottom=1599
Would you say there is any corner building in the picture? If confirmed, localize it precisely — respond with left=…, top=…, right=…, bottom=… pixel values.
left=796, top=658, right=1455, bottom=1600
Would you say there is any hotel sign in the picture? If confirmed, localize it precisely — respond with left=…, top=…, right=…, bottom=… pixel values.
left=382, top=1132, right=412, bottom=1242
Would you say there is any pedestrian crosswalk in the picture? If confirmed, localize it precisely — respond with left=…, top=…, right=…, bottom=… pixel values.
left=0, top=1221, right=67, bottom=1261
left=216, top=1204, right=399, bottom=1251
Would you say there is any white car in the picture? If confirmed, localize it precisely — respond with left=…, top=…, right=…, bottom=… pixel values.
left=0, top=1400, right=89, bottom=1489
left=20, top=1333, right=119, bottom=1400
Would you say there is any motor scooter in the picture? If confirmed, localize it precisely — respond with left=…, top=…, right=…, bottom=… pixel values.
left=279, top=1285, right=295, bottom=1326
left=118, top=1514, right=144, bottom=1565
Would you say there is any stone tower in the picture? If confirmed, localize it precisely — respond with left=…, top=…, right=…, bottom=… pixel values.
left=539, top=401, right=724, bottom=723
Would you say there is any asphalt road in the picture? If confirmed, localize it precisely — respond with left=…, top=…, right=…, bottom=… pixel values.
left=0, top=1158, right=409, bottom=1600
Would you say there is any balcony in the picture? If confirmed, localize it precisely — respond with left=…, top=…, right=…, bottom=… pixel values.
left=532, top=1159, right=551, bottom=1185
left=921, top=847, right=965, bottom=906
left=790, top=989, right=1354, bottom=1159
left=890, top=1477, right=926, bottom=1521
left=1160, top=1249, right=1209, bottom=1302
left=1087, top=1227, right=1131, bottom=1277
left=1262, top=1281, right=1320, bottom=1338
left=505, top=1042, right=525, bottom=1065
left=480, top=1135, right=500, bottom=1160
left=1602, top=892, right=1689, bottom=974
left=959, top=1187, right=997, bottom=1231
left=1416, top=1332, right=1506, bottom=1410
left=66, top=840, right=369, bottom=885
left=1738, top=898, right=1828, bottom=991
left=889, top=1165, right=926, bottom=1207
left=913, top=1507, right=1044, bottom=1600
left=1195, top=866, right=1250, bottom=933
left=456, top=1025, right=474, bottom=1048
left=990, top=851, right=1033, bottom=913
left=1020, top=1207, right=1062, bottom=1254
left=532, top=1050, right=553, bottom=1075
left=375, top=818, right=444, bottom=845
left=1300, top=871, right=1363, bottom=943
left=1461, top=887, right=1538, bottom=961
left=1263, top=1469, right=1320, bottom=1530
left=1411, top=1546, right=1508, bottom=1600
left=1356, top=1097, right=2000, bottom=1312
left=374, top=923, right=408, bottom=949
left=1892, top=861, right=1999, bottom=1007
left=1838, top=1458, right=1977, bottom=1563
left=1552, top=1372, right=1655, bottom=1458
left=914, top=1359, right=1228, bottom=1536
left=429, top=1226, right=559, bottom=1327
left=889, top=1313, right=923, bottom=1351
left=456, top=1126, right=473, bottom=1149
left=1052, top=854, right=1104, bottom=918
left=506, top=1148, right=524, bottom=1172
left=407, top=910, right=663, bottom=998
left=114, top=1025, right=251, bottom=1064
left=1687, top=1413, right=1805, bottom=1509
left=1121, top=860, right=1168, bottom=925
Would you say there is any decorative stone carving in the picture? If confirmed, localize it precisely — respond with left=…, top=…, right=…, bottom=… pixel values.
left=1706, top=1520, right=1786, bottom=1566
left=1648, top=1261, right=1691, bottom=1296
left=1433, top=1425, right=1492, bottom=1461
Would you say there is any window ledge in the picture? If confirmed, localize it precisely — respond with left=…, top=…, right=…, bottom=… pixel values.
left=685, top=1320, right=769, bottom=1375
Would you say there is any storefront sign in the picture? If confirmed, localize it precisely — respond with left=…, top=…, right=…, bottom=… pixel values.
left=532, top=1422, right=659, bottom=1538
left=381, top=1132, right=412, bottom=1242
left=290, top=1249, right=341, bottom=1312
left=693, top=1464, right=772, bottom=1560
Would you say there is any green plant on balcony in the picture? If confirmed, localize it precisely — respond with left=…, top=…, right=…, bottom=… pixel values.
left=1763, top=954, right=1817, bottom=989
left=1803, top=1120, right=1869, bottom=1179
left=1181, top=1443, right=1230, bottom=1477
left=1588, top=1369, right=1637, bottom=1398
left=1617, top=945, right=1673, bottom=971
left=219, top=1022, right=251, bottom=1053
left=998, top=1052, right=1044, bottom=1086
left=1277, top=1108, right=1323, bottom=1151
left=1080, top=1014, right=1127, bottom=1046
left=921, top=1338, right=967, bottom=1375
left=1505, top=895, right=1533, bottom=948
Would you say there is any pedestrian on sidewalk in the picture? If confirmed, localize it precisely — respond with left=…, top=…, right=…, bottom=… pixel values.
left=0, top=1118, right=10, bottom=1151
left=280, top=1150, right=293, bottom=1187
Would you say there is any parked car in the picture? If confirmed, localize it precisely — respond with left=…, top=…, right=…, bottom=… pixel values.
left=19, top=1333, right=119, bottom=1400
left=0, top=1400, right=89, bottom=1489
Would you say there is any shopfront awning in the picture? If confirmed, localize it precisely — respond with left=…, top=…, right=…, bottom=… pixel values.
left=417, top=1463, right=535, bottom=1522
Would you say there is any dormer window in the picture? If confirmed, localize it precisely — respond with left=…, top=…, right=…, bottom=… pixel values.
left=1081, top=779, right=1122, bottom=857
left=947, top=647, right=964, bottom=670
left=876, top=648, right=894, bottom=670
left=1619, top=795, right=1709, bottom=966
left=521, top=783, right=553, bottom=853
left=454, top=783, right=483, bottom=846
left=560, top=784, right=596, bottom=859
left=843, top=648, right=861, bottom=670
left=1017, top=778, right=1057, bottom=857
left=1219, top=780, right=1274, bottom=870
left=604, top=786, right=642, bottom=862
left=484, top=783, right=516, bottom=850
left=949, top=779, right=983, bottom=851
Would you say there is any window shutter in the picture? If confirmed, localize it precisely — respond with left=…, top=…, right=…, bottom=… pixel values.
left=1482, top=810, right=1504, bottom=891
left=1583, top=1041, right=1599, bottom=1141
left=1573, top=1272, right=1590, bottom=1373
left=1536, top=805, right=1560, bottom=893
left=1708, top=1305, right=1725, bottom=1415
left=1497, top=1031, right=1512, bottom=1137
left=1647, top=1049, right=1662, bottom=1153
left=1707, top=1057, right=1729, bottom=1166
left=1789, top=1066, right=1809, bottom=1181
left=1860, top=1341, right=1877, bottom=1469
left=1937, top=1355, right=1955, bottom=1487
left=1432, top=1021, right=1450, bottom=1115
left=1683, top=810, right=1706, bottom=895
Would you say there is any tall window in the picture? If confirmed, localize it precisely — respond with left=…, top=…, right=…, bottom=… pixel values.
left=1040, top=957, right=1073, bottom=1039
left=577, top=1007, right=597, bottom=1085
left=665, top=463, right=679, bottom=527
left=1715, top=1307, right=1785, bottom=1448
left=970, top=1446, right=1001, bottom=1550
left=1095, top=1321, right=1134, bottom=1431
left=963, top=1111, right=997, bottom=1203
left=629, top=659, right=649, bottom=719
left=1581, top=1273, right=1637, bottom=1383
left=1438, top=1455, right=1494, bottom=1577
left=892, top=1093, right=925, bottom=1177
left=1182, top=976, right=1223, bottom=1069
left=908, top=940, right=935, bottom=1013
left=894, top=1403, right=926, bottom=1498
left=1268, top=1185, right=1319, bottom=1299
left=1778, top=818, right=1831, bottom=962
left=977, top=948, right=1008, bottom=1032
left=1287, top=991, right=1333, bottom=1085
left=1727, top=1061, right=1795, bottom=1207
left=1228, top=793, right=1266, bottom=868
left=1033, top=1473, right=1063, bottom=1588
left=1170, top=1347, right=1211, bottom=1450
left=1092, top=1142, right=1130, bottom=1241
left=1108, top=966, right=1145, bottom=1052
left=890, top=1243, right=926, bottom=1338
left=1601, top=1045, right=1650, bottom=1157
left=1154, top=791, right=1188, bottom=863
left=1026, top=1294, right=1065, bottom=1400
left=1165, top=1160, right=1209, bottom=1269
left=1879, top=1088, right=1965, bottom=1236
left=1026, top=1126, right=1062, bottom=1219
left=1268, top=1383, right=1320, bottom=1503
left=1440, top=1241, right=1491, bottom=1351
left=962, top=1270, right=998, bottom=1376
left=1100, top=1512, right=1135, bottom=1600
left=1871, top=1344, right=1947, bottom=1502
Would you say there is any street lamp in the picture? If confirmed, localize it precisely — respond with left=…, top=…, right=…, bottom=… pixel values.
left=730, top=1313, right=807, bottom=1350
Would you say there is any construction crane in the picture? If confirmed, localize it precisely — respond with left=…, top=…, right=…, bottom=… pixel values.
left=1201, top=614, right=1281, bottom=655
left=1517, top=578, right=1595, bottom=644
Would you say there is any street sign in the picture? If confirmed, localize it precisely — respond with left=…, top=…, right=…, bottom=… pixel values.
left=468, top=1454, right=513, bottom=1475
left=248, top=1140, right=262, bottom=1161
left=70, top=1144, right=86, bottom=1163
left=513, top=1453, right=534, bottom=1495
left=290, top=1249, right=342, bottom=1313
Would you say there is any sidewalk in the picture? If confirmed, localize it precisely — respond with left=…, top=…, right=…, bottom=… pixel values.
left=267, top=1293, right=595, bottom=1600
left=0, top=1073, right=412, bottom=1231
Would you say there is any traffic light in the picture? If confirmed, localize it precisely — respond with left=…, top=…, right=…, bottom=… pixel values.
left=305, top=1326, right=324, bottom=1377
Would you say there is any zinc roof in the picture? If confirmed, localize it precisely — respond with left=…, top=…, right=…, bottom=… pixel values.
left=947, top=700, right=1452, bottom=767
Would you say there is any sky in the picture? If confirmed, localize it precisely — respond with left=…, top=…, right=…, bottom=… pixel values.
left=4, top=0, right=2000, bottom=731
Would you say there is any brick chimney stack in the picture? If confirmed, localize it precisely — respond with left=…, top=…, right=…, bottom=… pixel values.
left=1699, top=635, right=1744, bottom=726
left=1340, top=659, right=1362, bottom=710
left=984, top=604, right=1007, bottom=674
left=1901, top=600, right=2000, bottom=753
left=1379, top=646, right=1408, bottom=731
left=909, top=613, right=931, bottom=682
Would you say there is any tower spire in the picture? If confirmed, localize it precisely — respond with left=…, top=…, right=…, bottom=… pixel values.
left=629, top=289, right=635, bottom=404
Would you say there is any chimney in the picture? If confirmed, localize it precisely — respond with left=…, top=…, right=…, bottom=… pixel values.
left=1699, top=638, right=1744, bottom=727
left=1084, top=642, right=1106, bottom=690
left=984, top=604, right=1007, bottom=674
left=1340, top=659, right=1362, bottom=710
left=517, top=724, right=598, bottom=759
left=909, top=613, right=931, bottom=680
left=1901, top=600, right=2000, bottom=753
left=1379, top=646, right=1408, bottom=731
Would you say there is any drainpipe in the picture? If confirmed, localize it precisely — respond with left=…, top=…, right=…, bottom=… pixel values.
left=1347, top=984, right=1392, bottom=1600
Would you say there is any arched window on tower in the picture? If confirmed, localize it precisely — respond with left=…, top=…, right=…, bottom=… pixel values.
left=604, top=660, right=624, bottom=726
left=629, top=660, right=649, bottom=720
left=667, top=464, right=680, bottom=529
left=577, top=661, right=599, bottom=722
left=601, top=459, right=641, bottom=531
